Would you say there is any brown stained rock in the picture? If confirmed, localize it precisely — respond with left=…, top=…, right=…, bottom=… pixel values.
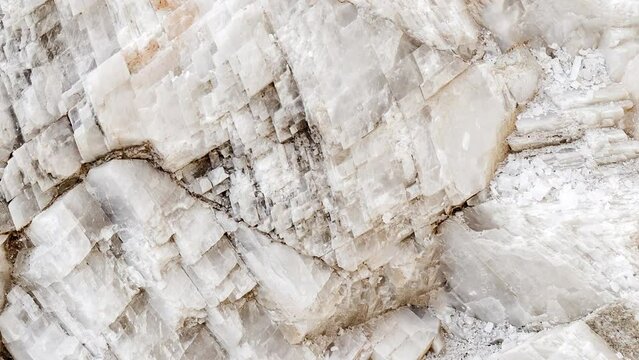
left=2, top=233, right=27, bottom=266
left=163, top=2, right=199, bottom=40
left=124, top=40, right=161, bottom=74
left=587, top=303, right=639, bottom=359
left=150, top=0, right=176, bottom=11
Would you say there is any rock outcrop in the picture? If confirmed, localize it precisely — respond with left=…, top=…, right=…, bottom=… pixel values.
left=1, top=0, right=639, bottom=359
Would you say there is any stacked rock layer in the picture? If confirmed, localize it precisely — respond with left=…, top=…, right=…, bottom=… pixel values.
left=1, top=0, right=639, bottom=359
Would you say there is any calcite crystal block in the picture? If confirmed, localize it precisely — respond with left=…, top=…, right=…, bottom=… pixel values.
left=0, top=287, right=92, bottom=359
left=349, top=0, right=479, bottom=55
left=1, top=118, right=82, bottom=229
left=443, top=152, right=637, bottom=325
left=471, top=0, right=639, bottom=52
left=427, top=63, right=515, bottom=203
left=328, top=307, right=442, bottom=360
left=19, top=183, right=114, bottom=287
left=438, top=46, right=639, bottom=331
left=491, top=321, right=619, bottom=360
left=2, top=0, right=639, bottom=359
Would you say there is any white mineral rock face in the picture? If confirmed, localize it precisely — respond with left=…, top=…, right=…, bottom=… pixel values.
left=491, top=321, right=619, bottom=360
left=1, top=0, right=639, bottom=359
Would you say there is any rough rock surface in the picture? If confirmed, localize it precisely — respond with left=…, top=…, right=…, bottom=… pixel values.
left=1, top=0, right=639, bottom=359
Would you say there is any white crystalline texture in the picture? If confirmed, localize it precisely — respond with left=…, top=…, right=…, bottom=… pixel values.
left=427, top=63, right=515, bottom=203
left=472, top=0, right=639, bottom=52
left=439, top=116, right=639, bottom=344
left=328, top=307, right=442, bottom=360
left=20, top=183, right=114, bottom=287
left=491, top=321, right=619, bottom=360
left=1, top=0, right=639, bottom=359
left=1, top=118, right=82, bottom=229
left=436, top=42, right=639, bottom=336
left=0, top=287, right=92, bottom=359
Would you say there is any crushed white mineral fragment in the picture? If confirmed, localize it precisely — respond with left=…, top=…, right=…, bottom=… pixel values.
left=2, top=0, right=639, bottom=359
